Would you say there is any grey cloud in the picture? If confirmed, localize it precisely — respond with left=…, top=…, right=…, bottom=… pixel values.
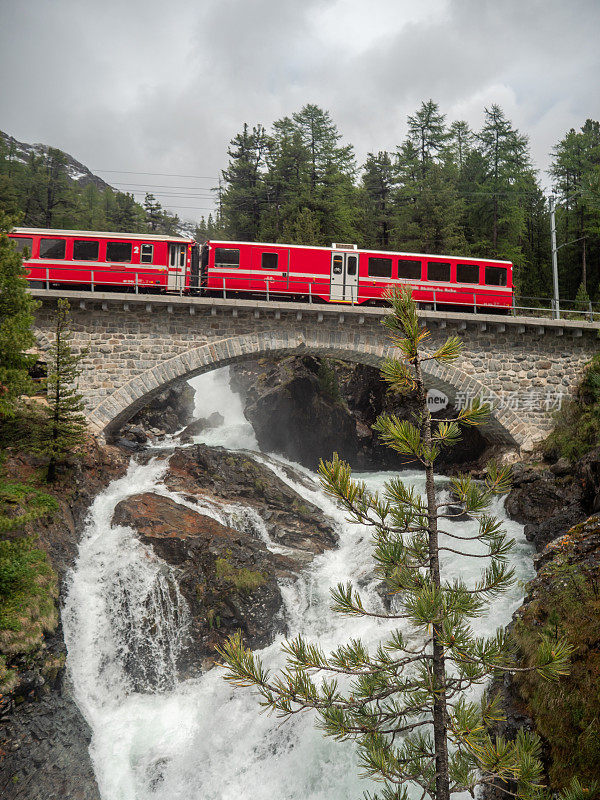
left=1, top=0, right=598, bottom=219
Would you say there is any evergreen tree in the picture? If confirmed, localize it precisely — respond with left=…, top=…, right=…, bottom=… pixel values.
left=41, top=147, right=72, bottom=227
left=288, top=105, right=358, bottom=244
left=221, top=123, right=268, bottom=240
left=550, top=119, right=600, bottom=299
left=470, top=105, right=532, bottom=261
left=359, top=152, right=397, bottom=248
left=280, top=206, right=321, bottom=245
left=0, top=214, right=38, bottom=419
left=144, top=193, right=163, bottom=232
left=446, top=121, right=474, bottom=171
left=36, top=299, right=87, bottom=482
left=406, top=100, right=449, bottom=177
left=518, top=180, right=552, bottom=299
left=574, top=281, right=591, bottom=315
left=219, top=289, right=572, bottom=800
left=391, top=102, right=466, bottom=254
left=292, top=104, right=355, bottom=195
left=109, top=191, right=146, bottom=232
left=260, top=116, right=311, bottom=242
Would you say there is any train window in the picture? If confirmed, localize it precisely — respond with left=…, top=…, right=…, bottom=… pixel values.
left=347, top=255, right=357, bottom=276
left=332, top=254, right=343, bottom=274
left=368, top=257, right=392, bottom=278
left=398, top=259, right=421, bottom=279
left=12, top=237, right=33, bottom=255
left=106, top=242, right=132, bottom=262
left=427, top=262, right=451, bottom=282
left=261, top=252, right=278, bottom=269
left=140, top=244, right=154, bottom=264
left=215, top=248, right=240, bottom=267
left=73, top=240, right=99, bottom=261
left=485, top=266, right=507, bottom=286
left=39, top=238, right=66, bottom=259
left=457, top=264, right=480, bottom=283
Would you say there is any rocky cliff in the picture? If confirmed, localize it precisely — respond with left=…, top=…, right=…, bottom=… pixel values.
left=485, top=447, right=600, bottom=795
left=231, top=356, right=488, bottom=471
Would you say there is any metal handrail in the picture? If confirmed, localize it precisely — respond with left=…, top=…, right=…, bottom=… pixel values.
left=25, top=263, right=600, bottom=321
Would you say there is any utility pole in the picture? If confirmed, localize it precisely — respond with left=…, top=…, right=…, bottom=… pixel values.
left=549, top=194, right=560, bottom=319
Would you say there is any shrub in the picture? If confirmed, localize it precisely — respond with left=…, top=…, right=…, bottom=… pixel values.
left=0, top=536, right=58, bottom=654
left=316, top=358, right=342, bottom=403
left=0, top=481, right=58, bottom=533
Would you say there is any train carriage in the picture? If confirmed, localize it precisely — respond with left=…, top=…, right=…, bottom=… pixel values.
left=10, top=227, right=196, bottom=293
left=202, top=240, right=514, bottom=310
left=9, top=228, right=514, bottom=311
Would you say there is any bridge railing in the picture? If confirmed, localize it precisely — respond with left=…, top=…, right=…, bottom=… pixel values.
left=27, top=265, right=600, bottom=322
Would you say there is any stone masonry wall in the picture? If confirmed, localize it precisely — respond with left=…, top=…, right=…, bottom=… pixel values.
left=33, top=293, right=599, bottom=449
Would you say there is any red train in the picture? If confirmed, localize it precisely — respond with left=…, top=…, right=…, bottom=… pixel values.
left=9, top=227, right=514, bottom=311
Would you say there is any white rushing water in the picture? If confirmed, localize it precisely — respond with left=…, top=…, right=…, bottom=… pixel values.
left=63, top=366, right=534, bottom=800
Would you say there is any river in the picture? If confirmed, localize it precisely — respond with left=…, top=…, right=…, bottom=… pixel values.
left=62, top=367, right=534, bottom=800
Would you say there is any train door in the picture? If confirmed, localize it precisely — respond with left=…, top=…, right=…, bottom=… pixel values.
left=168, top=243, right=186, bottom=292
left=330, top=250, right=359, bottom=302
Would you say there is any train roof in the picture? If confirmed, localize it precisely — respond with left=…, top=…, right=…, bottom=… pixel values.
left=207, top=239, right=513, bottom=265
left=12, top=227, right=193, bottom=243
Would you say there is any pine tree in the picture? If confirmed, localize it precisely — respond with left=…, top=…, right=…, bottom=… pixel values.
left=360, top=152, right=397, bottom=249
left=472, top=105, right=532, bottom=260
left=219, top=288, right=572, bottom=800
left=221, top=123, right=269, bottom=240
left=41, top=147, right=72, bottom=227
left=446, top=121, right=474, bottom=171
left=37, top=299, right=87, bottom=482
left=550, top=119, right=600, bottom=299
left=0, top=213, right=38, bottom=420
left=574, top=281, right=592, bottom=315
left=259, top=117, right=310, bottom=242
left=406, top=100, right=449, bottom=177
left=144, top=193, right=163, bottom=232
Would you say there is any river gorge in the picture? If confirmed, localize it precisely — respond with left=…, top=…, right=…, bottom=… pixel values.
left=56, top=367, right=534, bottom=800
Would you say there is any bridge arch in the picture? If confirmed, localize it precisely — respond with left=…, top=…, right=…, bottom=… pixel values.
left=87, top=329, right=526, bottom=446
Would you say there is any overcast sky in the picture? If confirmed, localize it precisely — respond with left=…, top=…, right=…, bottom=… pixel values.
left=1, top=0, right=598, bottom=221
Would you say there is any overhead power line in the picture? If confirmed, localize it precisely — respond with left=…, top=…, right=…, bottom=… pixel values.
left=110, top=182, right=216, bottom=190
left=93, top=169, right=219, bottom=179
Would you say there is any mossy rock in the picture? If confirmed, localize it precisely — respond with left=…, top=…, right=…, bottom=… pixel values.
left=215, top=557, right=267, bottom=594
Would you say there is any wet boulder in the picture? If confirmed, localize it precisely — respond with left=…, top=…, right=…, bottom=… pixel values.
left=113, top=492, right=296, bottom=675
left=164, top=444, right=338, bottom=562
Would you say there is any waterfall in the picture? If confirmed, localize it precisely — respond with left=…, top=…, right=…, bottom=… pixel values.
left=62, top=366, right=534, bottom=800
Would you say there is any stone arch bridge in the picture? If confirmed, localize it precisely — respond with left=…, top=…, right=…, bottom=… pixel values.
left=32, top=289, right=600, bottom=452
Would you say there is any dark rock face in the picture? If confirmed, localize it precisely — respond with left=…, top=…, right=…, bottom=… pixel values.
left=504, top=448, right=600, bottom=552
left=485, top=451, right=600, bottom=797
left=179, top=412, right=224, bottom=443
left=504, top=464, right=587, bottom=551
left=231, top=356, right=488, bottom=471
left=113, top=492, right=296, bottom=674
left=500, top=515, right=600, bottom=792
left=164, top=444, right=338, bottom=561
left=0, top=635, right=99, bottom=800
left=115, top=379, right=196, bottom=447
left=231, top=357, right=361, bottom=469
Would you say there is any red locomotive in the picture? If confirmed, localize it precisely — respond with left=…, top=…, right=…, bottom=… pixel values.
left=9, top=228, right=514, bottom=311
